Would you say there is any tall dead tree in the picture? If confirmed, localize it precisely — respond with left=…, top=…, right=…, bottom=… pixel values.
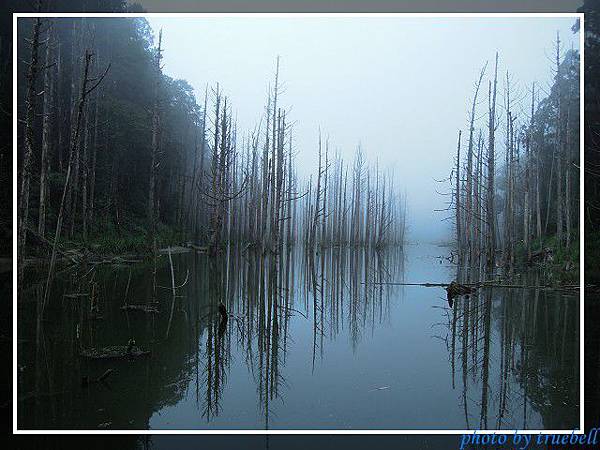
left=473, top=132, right=483, bottom=264
left=555, top=32, right=563, bottom=247
left=38, top=23, right=54, bottom=238
left=310, top=132, right=323, bottom=248
left=455, top=130, right=462, bottom=259
left=148, top=29, right=162, bottom=253
left=89, top=51, right=101, bottom=227
left=465, top=63, right=487, bottom=263
left=524, top=83, right=536, bottom=261
left=486, top=52, right=499, bottom=269
left=503, top=71, right=512, bottom=265
left=565, top=65, right=573, bottom=249
left=18, top=15, right=42, bottom=287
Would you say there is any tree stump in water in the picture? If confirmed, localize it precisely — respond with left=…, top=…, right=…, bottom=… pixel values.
left=218, top=302, right=228, bottom=322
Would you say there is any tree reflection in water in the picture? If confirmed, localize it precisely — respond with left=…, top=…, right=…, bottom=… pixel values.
left=17, top=244, right=578, bottom=430
left=444, top=267, right=579, bottom=430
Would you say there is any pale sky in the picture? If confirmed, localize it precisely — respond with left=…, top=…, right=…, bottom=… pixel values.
left=146, top=16, right=579, bottom=242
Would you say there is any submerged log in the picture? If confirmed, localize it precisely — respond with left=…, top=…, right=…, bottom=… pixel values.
left=120, top=304, right=159, bottom=314
left=81, top=369, right=116, bottom=387
left=186, top=243, right=208, bottom=252
left=368, top=281, right=580, bottom=291
left=63, top=293, right=89, bottom=298
left=80, top=345, right=150, bottom=360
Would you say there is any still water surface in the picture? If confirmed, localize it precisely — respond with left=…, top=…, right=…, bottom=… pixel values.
left=17, top=243, right=579, bottom=430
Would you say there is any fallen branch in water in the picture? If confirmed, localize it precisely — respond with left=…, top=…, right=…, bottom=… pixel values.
left=82, top=369, right=116, bottom=388
left=120, top=304, right=159, bottom=314
left=364, top=281, right=581, bottom=290
left=96, top=368, right=115, bottom=383
left=63, top=293, right=89, bottom=298
left=80, top=345, right=150, bottom=360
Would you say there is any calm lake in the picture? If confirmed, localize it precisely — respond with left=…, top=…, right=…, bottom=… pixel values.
left=17, top=243, right=579, bottom=430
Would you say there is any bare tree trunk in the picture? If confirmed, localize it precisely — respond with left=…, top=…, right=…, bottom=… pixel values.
left=474, top=132, right=483, bottom=265
left=38, top=23, right=53, bottom=238
left=18, top=15, right=42, bottom=288
left=68, top=19, right=86, bottom=238
left=503, top=72, right=512, bottom=265
left=555, top=32, right=563, bottom=247
left=465, top=64, right=486, bottom=263
left=148, top=29, right=162, bottom=254
left=88, top=45, right=102, bottom=230
left=311, top=132, right=323, bottom=248
left=455, top=130, right=462, bottom=259
left=81, top=91, right=90, bottom=240
left=565, top=73, right=572, bottom=249
left=89, top=77, right=100, bottom=227
left=524, top=83, right=535, bottom=261
left=486, top=52, right=499, bottom=269
left=535, top=123, right=542, bottom=243
left=508, top=113, right=515, bottom=267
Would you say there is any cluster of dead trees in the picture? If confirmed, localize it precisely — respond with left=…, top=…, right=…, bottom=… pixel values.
left=17, top=17, right=407, bottom=304
left=301, top=145, right=406, bottom=249
left=450, top=32, right=580, bottom=270
left=198, top=57, right=300, bottom=255
left=196, top=58, right=407, bottom=254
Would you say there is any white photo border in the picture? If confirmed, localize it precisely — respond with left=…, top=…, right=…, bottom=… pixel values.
left=12, top=11, right=586, bottom=435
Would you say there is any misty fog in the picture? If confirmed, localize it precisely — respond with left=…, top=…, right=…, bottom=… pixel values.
left=147, top=15, right=579, bottom=242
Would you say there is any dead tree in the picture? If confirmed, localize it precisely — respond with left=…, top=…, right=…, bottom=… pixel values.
left=465, top=63, right=487, bottom=262
left=43, top=49, right=110, bottom=309
left=38, top=23, right=54, bottom=238
left=565, top=67, right=573, bottom=249
left=524, top=83, right=536, bottom=261
left=555, top=32, right=563, bottom=247
left=486, top=52, right=499, bottom=269
left=89, top=51, right=101, bottom=227
left=455, top=130, right=462, bottom=259
left=18, top=15, right=42, bottom=287
left=503, top=71, right=513, bottom=266
left=148, top=29, right=162, bottom=254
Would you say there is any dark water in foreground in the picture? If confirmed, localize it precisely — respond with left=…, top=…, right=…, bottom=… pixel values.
left=17, top=243, right=579, bottom=430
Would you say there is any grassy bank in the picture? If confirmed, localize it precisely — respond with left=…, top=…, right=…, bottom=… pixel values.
left=27, top=219, right=190, bottom=260
left=516, top=234, right=580, bottom=284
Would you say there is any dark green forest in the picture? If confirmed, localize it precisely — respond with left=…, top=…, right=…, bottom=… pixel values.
left=16, top=16, right=202, bottom=251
